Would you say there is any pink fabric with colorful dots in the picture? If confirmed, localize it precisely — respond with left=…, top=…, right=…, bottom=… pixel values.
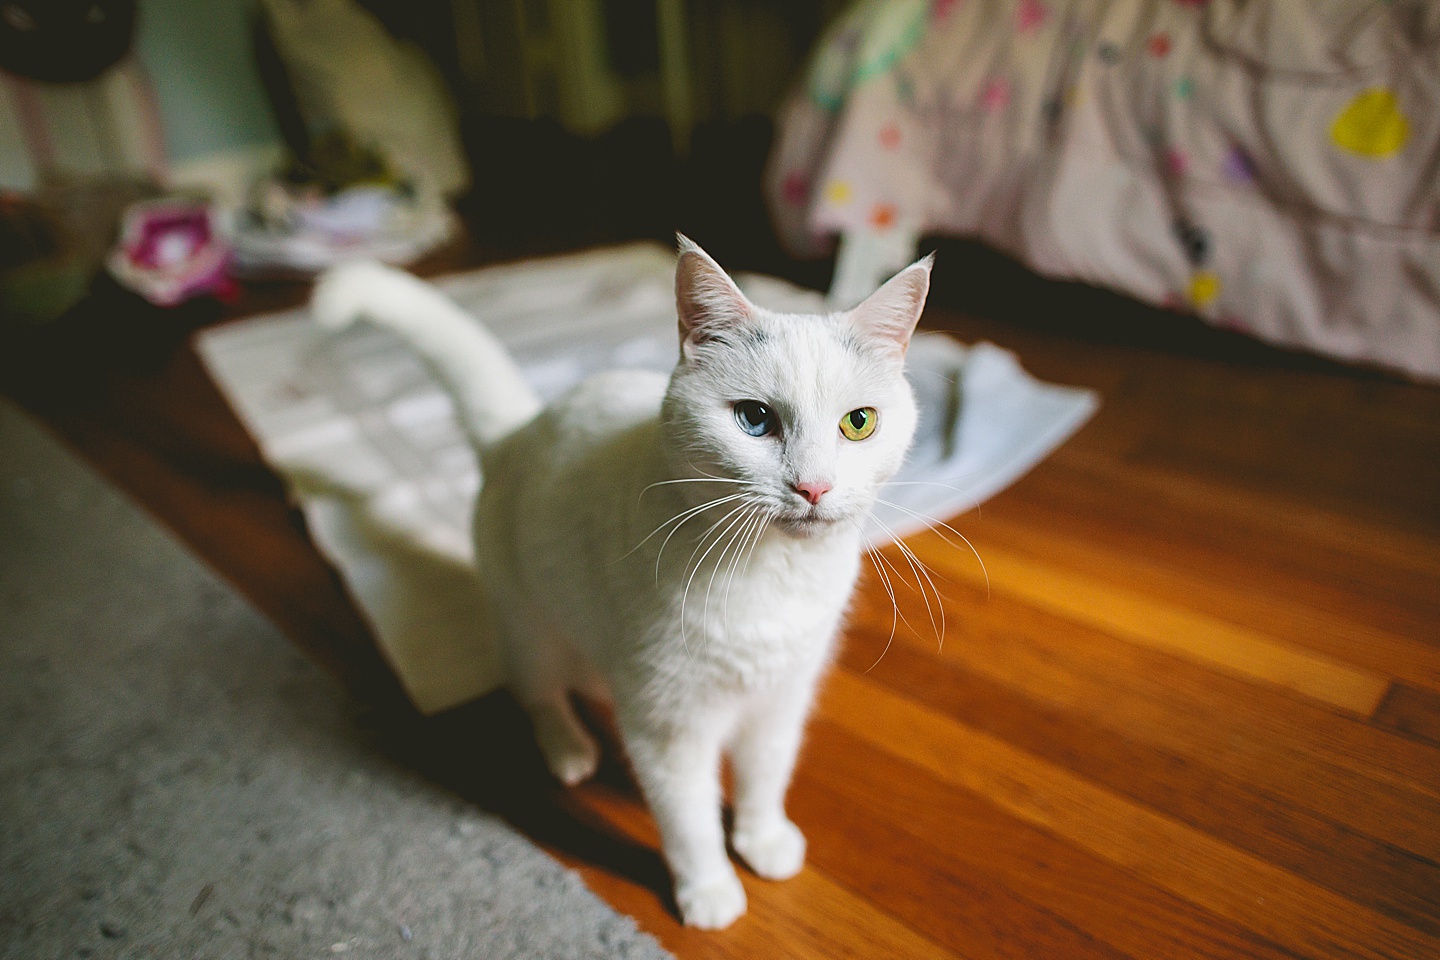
left=766, top=0, right=1440, bottom=380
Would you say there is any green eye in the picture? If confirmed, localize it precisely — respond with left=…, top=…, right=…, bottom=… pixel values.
left=840, top=407, right=877, bottom=441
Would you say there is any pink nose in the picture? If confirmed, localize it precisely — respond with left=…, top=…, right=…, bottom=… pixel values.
left=793, top=481, right=832, bottom=505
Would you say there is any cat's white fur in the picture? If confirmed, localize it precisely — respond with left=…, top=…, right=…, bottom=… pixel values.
left=312, top=239, right=931, bottom=928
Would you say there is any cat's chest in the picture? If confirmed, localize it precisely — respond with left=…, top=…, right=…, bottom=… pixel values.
left=657, top=535, right=861, bottom=691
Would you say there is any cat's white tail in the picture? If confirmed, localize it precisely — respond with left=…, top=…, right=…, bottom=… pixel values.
left=311, top=261, right=543, bottom=451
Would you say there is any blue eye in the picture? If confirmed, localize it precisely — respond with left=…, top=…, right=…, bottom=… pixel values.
left=734, top=400, right=776, bottom=437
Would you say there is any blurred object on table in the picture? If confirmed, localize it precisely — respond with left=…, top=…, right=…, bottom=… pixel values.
left=0, top=177, right=153, bottom=327
left=256, top=0, right=470, bottom=199
left=230, top=132, right=455, bottom=276
left=107, top=197, right=235, bottom=307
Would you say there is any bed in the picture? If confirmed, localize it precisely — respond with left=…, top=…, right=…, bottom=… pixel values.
left=766, top=0, right=1440, bottom=381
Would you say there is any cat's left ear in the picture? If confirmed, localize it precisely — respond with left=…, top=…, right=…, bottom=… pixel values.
left=675, top=233, right=755, bottom=358
left=848, top=253, right=934, bottom=355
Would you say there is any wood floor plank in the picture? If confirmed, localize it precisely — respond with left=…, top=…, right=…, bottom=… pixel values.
left=786, top=754, right=1135, bottom=960
left=836, top=632, right=1440, bottom=934
left=1115, top=373, right=1440, bottom=541
left=1021, top=455, right=1440, bottom=625
left=1050, top=440, right=1440, bottom=567
left=578, top=782, right=962, bottom=960
left=843, top=584, right=1440, bottom=859
left=1375, top=685, right=1440, bottom=750
left=908, top=536, right=1388, bottom=714
left=885, top=531, right=1440, bottom=798
left=968, top=330, right=1440, bottom=540
left=800, top=722, right=1306, bottom=960
left=960, top=504, right=1440, bottom=694
left=792, top=772, right=1136, bottom=960
left=821, top=669, right=1440, bottom=960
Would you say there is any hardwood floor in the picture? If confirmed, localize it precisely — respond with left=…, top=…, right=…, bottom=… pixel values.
left=4, top=247, right=1438, bottom=959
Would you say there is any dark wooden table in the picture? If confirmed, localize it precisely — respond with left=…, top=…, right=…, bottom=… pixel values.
left=5, top=245, right=1439, bottom=960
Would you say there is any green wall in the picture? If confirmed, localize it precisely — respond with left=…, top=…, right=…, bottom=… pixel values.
left=136, top=0, right=280, bottom=163
left=0, top=0, right=281, bottom=188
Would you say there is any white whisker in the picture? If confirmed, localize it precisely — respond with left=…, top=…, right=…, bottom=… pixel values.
left=892, top=534, right=947, bottom=649
left=616, top=491, right=751, bottom=566
left=880, top=479, right=981, bottom=514
left=638, top=476, right=757, bottom=500
left=726, top=505, right=772, bottom=632
left=679, top=499, right=756, bottom=651
left=870, top=512, right=944, bottom=648
left=714, top=504, right=764, bottom=638
left=700, top=501, right=759, bottom=628
left=862, top=546, right=901, bottom=673
left=875, top=497, right=990, bottom=598
left=646, top=491, right=751, bottom=573
left=869, top=541, right=921, bottom=637
left=683, top=499, right=751, bottom=583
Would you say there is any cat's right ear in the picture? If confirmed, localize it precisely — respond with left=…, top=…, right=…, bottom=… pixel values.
left=675, top=234, right=754, bottom=359
left=848, top=252, right=934, bottom=356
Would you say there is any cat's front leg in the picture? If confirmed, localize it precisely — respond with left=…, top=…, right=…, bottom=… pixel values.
left=728, top=680, right=816, bottom=881
left=622, top=717, right=745, bottom=929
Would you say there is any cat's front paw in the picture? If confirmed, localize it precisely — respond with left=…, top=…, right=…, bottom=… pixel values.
left=541, top=737, right=600, bottom=787
left=675, top=872, right=747, bottom=929
left=531, top=708, right=600, bottom=786
left=733, top=818, right=806, bottom=880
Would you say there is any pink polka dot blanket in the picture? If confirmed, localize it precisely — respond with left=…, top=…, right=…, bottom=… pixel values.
left=767, top=0, right=1440, bottom=381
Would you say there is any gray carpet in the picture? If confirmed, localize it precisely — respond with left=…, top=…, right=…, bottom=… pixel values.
left=0, top=401, right=671, bottom=960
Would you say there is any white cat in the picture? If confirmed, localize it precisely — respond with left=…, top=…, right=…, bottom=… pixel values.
left=312, top=238, right=932, bottom=929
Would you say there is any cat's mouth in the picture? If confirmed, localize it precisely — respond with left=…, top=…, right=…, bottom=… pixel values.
left=776, top=508, right=846, bottom=537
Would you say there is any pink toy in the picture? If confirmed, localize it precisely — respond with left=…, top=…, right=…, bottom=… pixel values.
left=108, top=199, right=235, bottom=306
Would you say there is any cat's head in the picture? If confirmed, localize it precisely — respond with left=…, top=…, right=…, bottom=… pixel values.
left=661, top=236, right=931, bottom=538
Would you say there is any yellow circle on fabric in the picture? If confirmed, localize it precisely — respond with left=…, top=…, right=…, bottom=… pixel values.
left=1188, top=271, right=1221, bottom=309
left=825, top=180, right=853, bottom=206
left=1331, top=88, right=1410, bottom=158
